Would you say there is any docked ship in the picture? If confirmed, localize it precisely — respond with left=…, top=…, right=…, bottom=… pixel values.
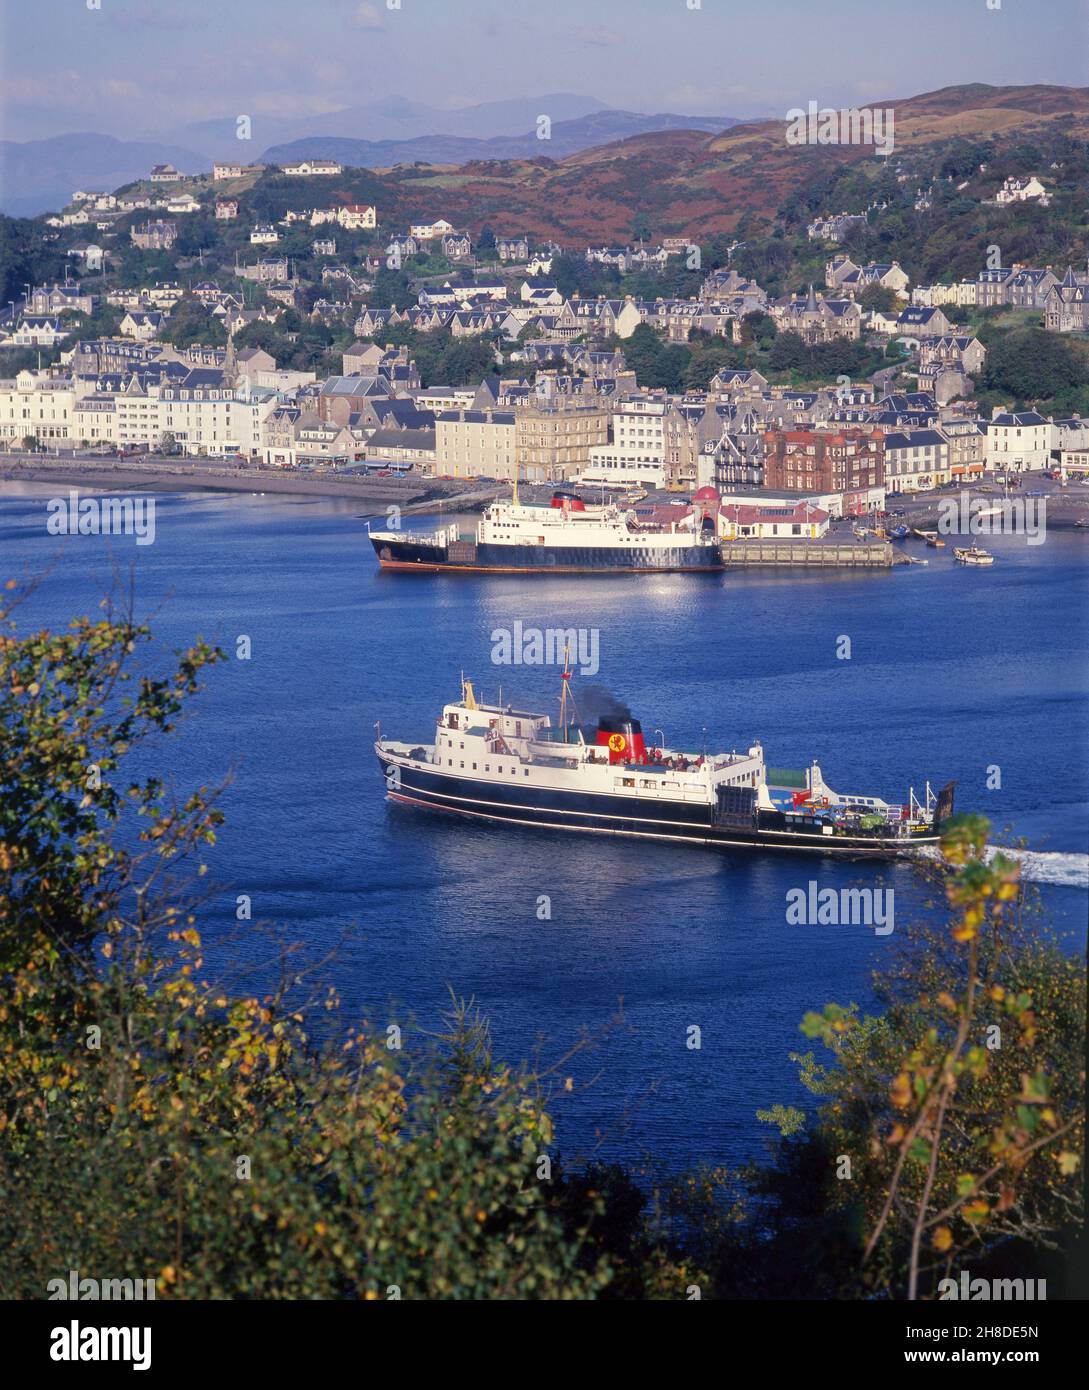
left=375, top=671, right=954, bottom=858
left=367, top=485, right=723, bottom=573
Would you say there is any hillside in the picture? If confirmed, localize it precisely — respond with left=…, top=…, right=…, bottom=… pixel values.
left=360, top=83, right=1089, bottom=242
left=0, top=133, right=210, bottom=218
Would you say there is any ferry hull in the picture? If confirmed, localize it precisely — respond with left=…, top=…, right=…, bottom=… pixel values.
left=371, top=536, right=724, bottom=573
left=377, top=758, right=938, bottom=859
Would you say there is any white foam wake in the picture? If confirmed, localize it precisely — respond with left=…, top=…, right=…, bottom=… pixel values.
left=918, top=843, right=1089, bottom=888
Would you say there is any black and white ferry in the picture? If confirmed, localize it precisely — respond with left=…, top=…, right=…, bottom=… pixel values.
left=368, top=485, right=723, bottom=573
left=375, top=672, right=953, bottom=858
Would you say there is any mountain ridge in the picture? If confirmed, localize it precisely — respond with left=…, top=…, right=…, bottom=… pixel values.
left=259, top=110, right=741, bottom=169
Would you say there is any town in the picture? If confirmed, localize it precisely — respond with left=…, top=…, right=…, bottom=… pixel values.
left=3, top=142, right=1089, bottom=536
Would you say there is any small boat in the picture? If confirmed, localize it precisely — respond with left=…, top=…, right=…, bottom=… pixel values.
left=1075, top=518, right=1087, bottom=530
left=954, top=546, right=995, bottom=566
left=889, top=524, right=910, bottom=539
left=926, top=534, right=945, bottom=548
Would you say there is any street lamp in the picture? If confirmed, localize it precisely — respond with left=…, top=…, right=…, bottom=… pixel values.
left=654, top=727, right=666, bottom=752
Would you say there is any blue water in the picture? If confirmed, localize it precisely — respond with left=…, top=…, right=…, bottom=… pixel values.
left=3, top=484, right=1087, bottom=1171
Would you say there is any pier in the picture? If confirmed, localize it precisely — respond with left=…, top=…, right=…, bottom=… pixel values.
left=720, top=539, right=895, bottom=567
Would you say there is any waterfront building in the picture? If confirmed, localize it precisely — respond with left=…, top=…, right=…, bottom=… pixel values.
left=882, top=428, right=952, bottom=492
left=764, top=428, right=885, bottom=493
left=985, top=410, right=1051, bottom=473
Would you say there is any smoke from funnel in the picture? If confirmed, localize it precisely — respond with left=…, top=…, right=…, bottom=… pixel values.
left=576, top=684, right=632, bottom=725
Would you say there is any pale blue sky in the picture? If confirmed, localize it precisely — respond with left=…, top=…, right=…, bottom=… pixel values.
left=3, top=0, right=1087, bottom=143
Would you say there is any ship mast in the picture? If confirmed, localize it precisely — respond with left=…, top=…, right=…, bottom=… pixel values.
left=558, top=641, right=582, bottom=738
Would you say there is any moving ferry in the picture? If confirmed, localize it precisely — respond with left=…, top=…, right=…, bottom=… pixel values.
left=375, top=671, right=953, bottom=858
left=368, top=484, right=723, bottom=573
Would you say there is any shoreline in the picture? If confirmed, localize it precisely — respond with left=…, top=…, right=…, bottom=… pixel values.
left=0, top=458, right=502, bottom=515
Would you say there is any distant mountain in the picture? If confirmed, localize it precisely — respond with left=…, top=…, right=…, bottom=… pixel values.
left=167, top=93, right=611, bottom=160
left=260, top=110, right=743, bottom=169
left=0, top=133, right=210, bottom=218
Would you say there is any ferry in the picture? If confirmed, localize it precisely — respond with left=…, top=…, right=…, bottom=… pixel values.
left=367, top=483, right=723, bottom=573
left=375, top=670, right=954, bottom=858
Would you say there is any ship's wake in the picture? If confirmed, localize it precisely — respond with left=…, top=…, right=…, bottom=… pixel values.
left=919, top=843, right=1089, bottom=888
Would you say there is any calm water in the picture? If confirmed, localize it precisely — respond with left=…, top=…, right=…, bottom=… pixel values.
left=3, top=484, right=1088, bottom=1171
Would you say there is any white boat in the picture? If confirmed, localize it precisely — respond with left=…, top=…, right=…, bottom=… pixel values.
left=954, top=546, right=995, bottom=566
left=375, top=671, right=951, bottom=858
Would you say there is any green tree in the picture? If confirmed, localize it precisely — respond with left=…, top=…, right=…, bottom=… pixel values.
left=983, top=328, right=1084, bottom=404
left=0, top=589, right=615, bottom=1299
left=782, top=817, right=1084, bottom=1300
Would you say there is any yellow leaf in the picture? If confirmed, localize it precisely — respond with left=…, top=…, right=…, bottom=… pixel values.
left=889, top=1072, right=912, bottom=1109
left=932, top=1226, right=953, bottom=1252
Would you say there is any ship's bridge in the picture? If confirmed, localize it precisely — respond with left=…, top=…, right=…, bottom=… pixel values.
left=438, top=694, right=550, bottom=752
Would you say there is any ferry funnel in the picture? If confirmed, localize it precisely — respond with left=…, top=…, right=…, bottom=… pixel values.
left=596, top=715, right=647, bottom=765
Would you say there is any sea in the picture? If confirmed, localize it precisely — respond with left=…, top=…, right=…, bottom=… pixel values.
left=3, top=482, right=1087, bottom=1173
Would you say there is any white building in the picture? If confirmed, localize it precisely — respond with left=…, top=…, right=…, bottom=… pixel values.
left=71, top=374, right=278, bottom=457
left=882, top=428, right=952, bottom=493
left=581, top=398, right=669, bottom=490
left=10, top=317, right=67, bottom=347
left=281, top=159, right=342, bottom=176
left=338, top=204, right=376, bottom=230
left=985, top=410, right=1051, bottom=473
left=0, top=371, right=78, bottom=445
left=434, top=409, right=516, bottom=479
left=410, top=219, right=455, bottom=240
left=995, top=176, right=1049, bottom=206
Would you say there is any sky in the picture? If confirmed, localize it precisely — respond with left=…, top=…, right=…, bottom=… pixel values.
left=2, top=0, right=1088, bottom=144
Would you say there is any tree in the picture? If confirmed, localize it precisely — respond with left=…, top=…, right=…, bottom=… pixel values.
left=983, top=328, right=1083, bottom=404
left=0, top=589, right=614, bottom=1299
left=741, top=311, right=777, bottom=347
left=858, top=284, right=899, bottom=313
left=781, top=816, right=1084, bottom=1300
left=367, top=266, right=411, bottom=310
left=630, top=214, right=652, bottom=244
left=768, top=329, right=808, bottom=371
left=160, top=293, right=225, bottom=348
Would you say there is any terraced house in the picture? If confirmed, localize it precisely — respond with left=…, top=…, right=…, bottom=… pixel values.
left=881, top=428, right=951, bottom=492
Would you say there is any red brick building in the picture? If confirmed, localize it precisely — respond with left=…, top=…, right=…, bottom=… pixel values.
left=763, top=428, right=885, bottom=492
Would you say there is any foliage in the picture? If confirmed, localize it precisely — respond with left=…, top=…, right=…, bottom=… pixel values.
left=982, top=328, right=1088, bottom=407
left=0, top=588, right=614, bottom=1299
left=780, top=815, right=1085, bottom=1299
